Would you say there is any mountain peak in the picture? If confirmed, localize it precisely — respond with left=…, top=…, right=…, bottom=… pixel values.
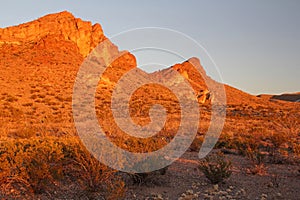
left=0, top=11, right=106, bottom=57
left=49, top=10, right=75, bottom=18
left=38, top=10, right=76, bottom=21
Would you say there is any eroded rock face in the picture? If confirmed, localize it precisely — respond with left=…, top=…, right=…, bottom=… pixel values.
left=0, top=11, right=106, bottom=57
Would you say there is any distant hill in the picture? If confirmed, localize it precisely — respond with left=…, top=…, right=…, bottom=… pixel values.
left=257, top=93, right=300, bottom=103
left=271, top=93, right=300, bottom=102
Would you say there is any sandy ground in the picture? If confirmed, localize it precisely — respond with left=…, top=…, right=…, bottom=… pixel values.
left=124, top=150, right=300, bottom=200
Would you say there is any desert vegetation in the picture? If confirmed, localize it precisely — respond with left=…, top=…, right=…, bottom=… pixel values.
left=1, top=103, right=299, bottom=199
left=0, top=137, right=125, bottom=199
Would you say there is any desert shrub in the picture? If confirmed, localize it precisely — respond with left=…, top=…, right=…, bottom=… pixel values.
left=0, top=138, right=67, bottom=193
left=245, top=146, right=267, bottom=175
left=234, top=134, right=268, bottom=175
left=61, top=140, right=125, bottom=198
left=215, top=133, right=263, bottom=157
left=0, top=137, right=125, bottom=199
left=245, top=146, right=266, bottom=166
left=109, top=135, right=170, bottom=186
left=198, top=152, right=232, bottom=184
left=267, top=132, right=290, bottom=163
left=25, top=140, right=65, bottom=193
left=267, top=118, right=299, bottom=163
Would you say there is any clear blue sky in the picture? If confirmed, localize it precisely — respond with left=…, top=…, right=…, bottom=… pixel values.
left=1, top=0, right=299, bottom=95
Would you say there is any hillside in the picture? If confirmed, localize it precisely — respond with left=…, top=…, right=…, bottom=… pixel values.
left=0, top=11, right=299, bottom=199
left=0, top=10, right=299, bottom=152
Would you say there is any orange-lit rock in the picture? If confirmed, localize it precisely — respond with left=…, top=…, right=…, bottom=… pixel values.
left=0, top=11, right=105, bottom=57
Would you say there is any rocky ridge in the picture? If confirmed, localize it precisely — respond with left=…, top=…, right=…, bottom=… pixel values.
left=0, top=11, right=105, bottom=57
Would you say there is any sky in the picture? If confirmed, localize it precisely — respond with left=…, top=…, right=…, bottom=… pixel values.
left=0, top=0, right=299, bottom=95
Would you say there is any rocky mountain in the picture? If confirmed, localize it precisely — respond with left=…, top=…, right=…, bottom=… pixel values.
left=0, top=11, right=105, bottom=57
left=0, top=11, right=278, bottom=106
left=0, top=11, right=298, bottom=140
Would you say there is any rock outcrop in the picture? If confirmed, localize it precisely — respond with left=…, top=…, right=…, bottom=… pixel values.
left=0, top=11, right=105, bottom=57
